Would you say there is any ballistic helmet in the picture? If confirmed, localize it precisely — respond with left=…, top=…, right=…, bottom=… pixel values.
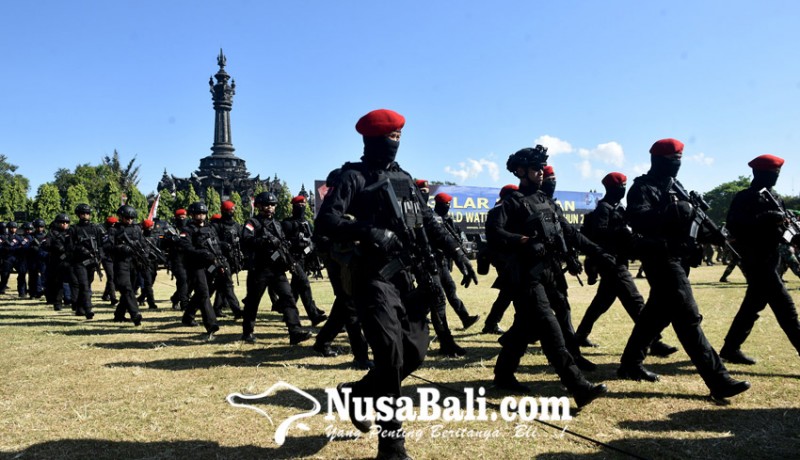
left=21, top=222, right=34, bottom=231
left=75, top=203, right=92, bottom=215
left=254, top=192, right=278, bottom=206
left=7, top=221, right=18, bottom=229
left=54, top=214, right=71, bottom=223
left=117, top=205, right=137, bottom=219
left=33, top=218, right=46, bottom=228
left=506, top=145, right=549, bottom=173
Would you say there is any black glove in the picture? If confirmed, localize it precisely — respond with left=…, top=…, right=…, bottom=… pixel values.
left=593, top=252, right=617, bottom=272
left=792, top=233, right=800, bottom=246
left=757, top=210, right=785, bottom=225
left=201, top=250, right=216, bottom=264
left=668, top=201, right=694, bottom=223
left=367, top=228, right=401, bottom=255
left=455, top=252, right=478, bottom=288
left=527, top=242, right=546, bottom=257
left=565, top=255, right=583, bottom=276
left=116, top=245, right=132, bottom=256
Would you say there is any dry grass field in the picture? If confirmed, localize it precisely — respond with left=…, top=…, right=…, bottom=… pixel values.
left=2, top=262, right=800, bottom=460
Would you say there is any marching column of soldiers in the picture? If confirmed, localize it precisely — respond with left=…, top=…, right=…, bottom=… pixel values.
left=4, top=108, right=800, bottom=460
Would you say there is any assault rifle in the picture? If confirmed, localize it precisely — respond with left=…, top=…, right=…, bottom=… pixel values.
left=759, top=187, right=800, bottom=244
left=261, top=222, right=300, bottom=276
left=203, top=237, right=231, bottom=278
left=119, top=232, right=152, bottom=272
left=364, top=177, right=446, bottom=308
left=230, top=233, right=243, bottom=285
left=670, top=180, right=740, bottom=260
left=84, top=236, right=104, bottom=281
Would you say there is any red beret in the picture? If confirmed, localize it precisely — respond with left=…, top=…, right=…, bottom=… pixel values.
left=415, top=179, right=429, bottom=189
left=748, top=154, right=784, bottom=171
left=649, top=138, right=684, bottom=157
left=211, top=213, right=222, bottom=221
left=434, top=193, right=452, bottom=204
left=356, top=109, right=405, bottom=137
left=602, top=172, right=627, bottom=188
left=221, top=200, right=235, bottom=212
left=291, top=195, right=307, bottom=205
left=105, top=216, right=118, bottom=224
left=141, top=219, right=154, bottom=229
left=500, top=184, right=519, bottom=198
left=542, top=165, right=555, bottom=178
left=174, top=209, right=187, bottom=216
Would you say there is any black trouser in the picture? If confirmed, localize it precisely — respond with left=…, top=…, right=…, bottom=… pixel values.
left=71, top=261, right=96, bottom=316
left=485, top=287, right=512, bottom=328
left=494, top=268, right=589, bottom=393
left=101, top=257, right=116, bottom=301
left=113, top=259, right=140, bottom=320
left=438, top=260, right=471, bottom=325
left=169, top=258, right=189, bottom=309
left=290, top=265, right=324, bottom=319
left=242, top=267, right=302, bottom=337
left=45, top=260, right=70, bottom=307
left=620, top=257, right=730, bottom=390
left=212, top=270, right=242, bottom=315
left=14, top=256, right=28, bottom=296
left=724, top=253, right=800, bottom=354
left=350, top=271, right=429, bottom=452
left=315, top=263, right=369, bottom=361
left=27, top=257, right=44, bottom=298
left=537, top=268, right=585, bottom=358
left=577, top=263, right=645, bottom=338
left=183, top=267, right=219, bottom=333
left=137, top=263, right=157, bottom=308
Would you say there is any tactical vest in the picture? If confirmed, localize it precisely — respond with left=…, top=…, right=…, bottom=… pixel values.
left=519, top=193, right=563, bottom=250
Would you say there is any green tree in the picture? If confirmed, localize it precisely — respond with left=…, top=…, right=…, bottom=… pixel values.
left=175, top=184, right=201, bottom=210
left=96, top=181, right=122, bottom=221
left=274, top=181, right=293, bottom=221
left=229, top=191, right=245, bottom=223
left=702, top=176, right=751, bottom=225
left=103, top=149, right=141, bottom=189
left=126, top=187, right=148, bottom=220
left=157, top=189, right=175, bottom=221
left=64, top=184, right=90, bottom=218
left=205, top=187, right=222, bottom=215
left=31, top=183, right=62, bottom=223
left=0, top=155, right=31, bottom=220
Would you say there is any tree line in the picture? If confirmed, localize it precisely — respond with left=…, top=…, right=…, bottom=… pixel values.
left=0, top=151, right=301, bottom=225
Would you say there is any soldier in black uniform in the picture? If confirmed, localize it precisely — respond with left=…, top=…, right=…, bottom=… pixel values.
left=432, top=192, right=480, bottom=330
left=209, top=200, right=244, bottom=319
left=312, top=168, right=373, bottom=368
left=489, top=148, right=610, bottom=403
left=26, top=220, right=47, bottom=299
left=241, top=192, right=312, bottom=345
left=720, top=154, right=800, bottom=365
left=177, top=202, right=221, bottom=339
left=617, top=138, right=750, bottom=400
left=43, top=214, right=72, bottom=311
left=281, top=195, right=327, bottom=325
left=168, top=208, right=190, bottom=311
left=110, top=205, right=144, bottom=326
left=136, top=219, right=161, bottom=310
left=0, top=221, right=25, bottom=296
left=576, top=172, right=677, bottom=356
left=101, top=216, right=119, bottom=305
left=481, top=184, right=518, bottom=335
left=68, top=203, right=105, bottom=319
left=316, top=109, right=477, bottom=460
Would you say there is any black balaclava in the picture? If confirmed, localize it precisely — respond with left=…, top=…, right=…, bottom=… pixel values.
left=362, top=136, right=399, bottom=169
left=541, top=179, right=556, bottom=198
left=434, top=201, right=450, bottom=217
left=650, top=155, right=681, bottom=178
left=605, top=185, right=626, bottom=204
left=752, top=169, right=780, bottom=189
left=292, top=204, right=306, bottom=220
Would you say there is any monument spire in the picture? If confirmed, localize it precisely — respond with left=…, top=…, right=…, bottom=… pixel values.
left=209, top=48, right=236, bottom=156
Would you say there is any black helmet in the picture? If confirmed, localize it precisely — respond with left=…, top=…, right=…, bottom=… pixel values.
left=506, top=145, right=549, bottom=173
left=33, top=218, right=46, bottom=228
left=117, top=205, right=137, bottom=219
left=75, top=203, right=92, bottom=215
left=254, top=192, right=278, bottom=206
left=54, top=214, right=71, bottom=223
left=7, top=221, right=18, bottom=229
left=21, top=222, right=33, bottom=231
left=187, top=202, right=209, bottom=215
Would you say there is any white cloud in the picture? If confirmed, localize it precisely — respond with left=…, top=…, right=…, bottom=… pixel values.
left=533, top=135, right=574, bottom=156
left=577, top=141, right=625, bottom=167
left=444, top=157, right=500, bottom=183
left=632, top=162, right=650, bottom=175
left=685, top=152, right=714, bottom=166
left=577, top=159, right=607, bottom=180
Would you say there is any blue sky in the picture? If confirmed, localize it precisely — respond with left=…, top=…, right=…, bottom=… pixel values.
left=2, top=1, right=799, bottom=200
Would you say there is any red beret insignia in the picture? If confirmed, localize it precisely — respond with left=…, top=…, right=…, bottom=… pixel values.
left=434, top=193, right=453, bottom=204
left=747, top=154, right=784, bottom=171
left=649, top=138, right=684, bottom=157
left=356, top=109, right=406, bottom=137
left=602, top=172, right=627, bottom=188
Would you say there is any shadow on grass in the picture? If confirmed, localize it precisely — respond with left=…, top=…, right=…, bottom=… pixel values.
left=1, top=435, right=329, bottom=460
left=537, top=407, right=800, bottom=459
